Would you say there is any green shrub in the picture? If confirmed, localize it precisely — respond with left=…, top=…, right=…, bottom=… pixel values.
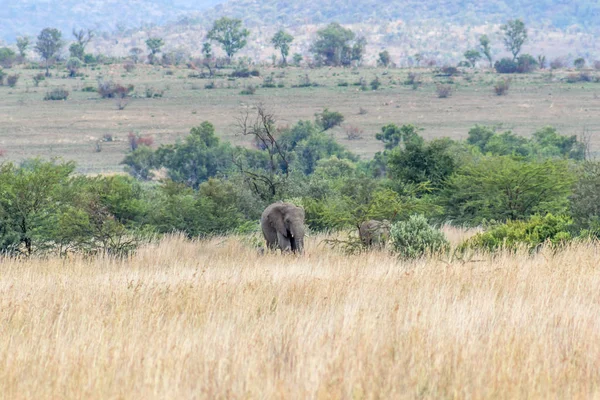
left=240, top=85, right=256, bottom=95
left=315, top=108, right=344, bottom=130
left=494, top=58, right=518, bottom=74
left=460, top=214, right=573, bottom=253
left=44, top=88, right=69, bottom=100
left=6, top=74, right=18, bottom=88
left=370, top=76, right=381, bottom=90
left=388, top=215, right=448, bottom=259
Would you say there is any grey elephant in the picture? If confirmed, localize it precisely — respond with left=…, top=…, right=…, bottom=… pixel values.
left=358, top=219, right=391, bottom=248
left=261, top=202, right=306, bottom=254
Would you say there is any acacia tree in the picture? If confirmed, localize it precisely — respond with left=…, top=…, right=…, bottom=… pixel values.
left=207, top=17, right=250, bottom=60
left=271, top=30, right=293, bottom=65
left=501, top=19, right=528, bottom=61
left=479, top=35, right=493, bottom=67
left=35, top=28, right=64, bottom=76
left=16, top=36, right=30, bottom=58
left=145, top=37, right=164, bottom=64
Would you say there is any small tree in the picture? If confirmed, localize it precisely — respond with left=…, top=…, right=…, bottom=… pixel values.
left=69, top=43, right=84, bottom=60
left=500, top=19, right=527, bottom=61
left=479, top=35, right=493, bottom=67
left=35, top=28, right=63, bottom=76
left=0, top=48, right=16, bottom=68
left=129, top=47, right=143, bottom=63
left=310, top=23, right=363, bottom=66
left=315, top=109, right=344, bottom=131
left=206, top=17, right=250, bottom=60
left=378, top=50, right=391, bottom=67
left=464, top=49, right=481, bottom=67
left=66, top=57, right=82, bottom=77
left=145, top=37, right=164, bottom=64
left=16, top=36, right=30, bottom=58
left=292, top=53, right=303, bottom=66
left=574, top=57, right=586, bottom=69
left=271, top=30, right=294, bottom=65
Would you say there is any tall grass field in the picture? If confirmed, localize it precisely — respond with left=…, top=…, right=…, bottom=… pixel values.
left=1, top=231, right=599, bottom=399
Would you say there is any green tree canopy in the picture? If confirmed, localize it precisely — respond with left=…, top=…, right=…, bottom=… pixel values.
left=271, top=30, right=294, bottom=65
left=207, top=17, right=250, bottom=59
left=35, top=28, right=63, bottom=76
left=501, top=19, right=528, bottom=60
left=309, top=22, right=364, bottom=66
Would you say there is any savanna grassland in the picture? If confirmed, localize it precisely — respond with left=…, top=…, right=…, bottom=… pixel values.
left=1, top=232, right=600, bottom=399
left=1, top=64, right=600, bottom=173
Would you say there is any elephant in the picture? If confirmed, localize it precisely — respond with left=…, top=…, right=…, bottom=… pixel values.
left=261, top=202, right=306, bottom=254
left=358, top=219, right=391, bottom=248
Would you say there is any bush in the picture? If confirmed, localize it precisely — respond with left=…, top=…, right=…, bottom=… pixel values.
left=33, top=73, right=45, bottom=87
left=97, top=80, right=134, bottom=99
left=516, top=54, right=538, bottom=73
left=370, top=76, right=381, bottom=90
left=550, top=58, right=566, bottom=70
left=574, top=58, right=586, bottom=69
left=230, top=68, right=260, bottom=78
left=240, top=85, right=256, bottom=95
left=6, top=74, right=18, bottom=88
left=315, top=108, right=344, bottom=130
left=389, top=215, right=449, bottom=259
left=460, top=214, right=573, bottom=253
left=440, top=66, right=459, bottom=76
left=145, top=86, right=164, bottom=98
left=494, top=58, right=518, bottom=74
left=123, top=62, right=136, bottom=72
left=494, top=78, right=511, bottom=95
left=44, top=88, right=69, bottom=100
left=436, top=84, right=453, bottom=98
left=66, top=57, right=82, bottom=77
left=344, top=125, right=363, bottom=140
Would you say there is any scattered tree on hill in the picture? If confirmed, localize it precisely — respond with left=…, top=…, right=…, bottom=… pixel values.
left=35, top=28, right=64, bottom=76
left=70, top=28, right=93, bottom=60
left=271, top=30, right=293, bottom=65
left=310, top=23, right=365, bottom=67
left=0, top=48, right=16, bottom=68
left=66, top=57, right=82, bottom=77
left=16, top=36, right=30, bottom=58
left=574, top=57, right=586, bottom=69
left=129, top=47, right=143, bottom=63
left=479, top=35, right=493, bottom=68
left=145, top=37, right=164, bottom=64
left=501, top=19, right=528, bottom=61
left=206, top=17, right=250, bottom=60
left=378, top=50, right=391, bottom=67
left=464, top=49, right=481, bottom=67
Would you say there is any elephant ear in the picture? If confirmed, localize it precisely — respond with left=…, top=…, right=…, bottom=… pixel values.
left=269, top=212, right=289, bottom=238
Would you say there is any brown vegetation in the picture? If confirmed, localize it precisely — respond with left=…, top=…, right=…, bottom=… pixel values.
left=1, top=234, right=600, bottom=398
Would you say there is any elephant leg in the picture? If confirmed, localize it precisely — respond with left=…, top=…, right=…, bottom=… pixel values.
left=277, top=231, right=292, bottom=252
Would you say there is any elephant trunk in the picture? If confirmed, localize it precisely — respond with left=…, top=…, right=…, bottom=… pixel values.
left=290, top=224, right=305, bottom=254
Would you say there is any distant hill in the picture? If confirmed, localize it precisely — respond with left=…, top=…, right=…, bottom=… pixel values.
left=193, top=0, right=600, bottom=30
left=0, top=0, right=223, bottom=42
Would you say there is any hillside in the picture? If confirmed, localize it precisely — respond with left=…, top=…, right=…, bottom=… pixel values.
left=3, top=0, right=599, bottom=44
left=0, top=0, right=222, bottom=42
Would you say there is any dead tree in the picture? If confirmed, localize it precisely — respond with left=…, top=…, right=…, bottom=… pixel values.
left=234, top=104, right=289, bottom=200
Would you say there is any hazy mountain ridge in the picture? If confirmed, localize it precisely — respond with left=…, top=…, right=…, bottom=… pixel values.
left=0, top=0, right=223, bottom=42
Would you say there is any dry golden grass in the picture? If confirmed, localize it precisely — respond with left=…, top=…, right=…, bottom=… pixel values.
left=1, top=234, right=600, bottom=399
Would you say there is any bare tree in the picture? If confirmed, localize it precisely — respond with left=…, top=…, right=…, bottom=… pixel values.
left=234, top=104, right=289, bottom=200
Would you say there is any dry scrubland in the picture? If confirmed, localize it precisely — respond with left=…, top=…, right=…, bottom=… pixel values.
left=1, top=65, right=600, bottom=173
left=2, top=230, right=600, bottom=399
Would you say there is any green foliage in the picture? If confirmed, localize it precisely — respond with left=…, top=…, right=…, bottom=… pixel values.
left=271, top=30, right=294, bottom=65
left=501, top=19, right=528, bottom=60
left=146, top=37, right=164, bottom=63
left=315, top=108, right=344, bottom=131
left=0, top=160, right=75, bottom=255
left=16, top=36, right=30, bottom=58
left=44, top=87, right=69, bottom=100
left=479, top=35, right=493, bottom=67
left=292, top=53, right=303, bottom=66
left=69, top=43, right=84, bottom=60
left=574, top=57, right=586, bottom=69
left=494, top=57, right=518, bottom=73
left=461, top=214, right=573, bottom=253
left=440, top=156, right=574, bottom=226
left=309, top=22, right=364, bottom=66
left=207, top=17, right=250, bottom=59
left=389, top=215, right=449, bottom=259
left=387, top=138, right=457, bottom=189
left=464, top=49, right=481, bottom=67
left=122, top=146, right=156, bottom=181
left=569, top=162, right=600, bottom=230
left=0, top=47, right=16, bottom=67
left=375, top=124, right=423, bottom=150
left=516, top=54, right=538, bottom=73
left=378, top=50, right=391, bottom=67
left=66, top=57, right=82, bottom=77
left=154, top=122, right=233, bottom=189
left=35, top=28, right=63, bottom=75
